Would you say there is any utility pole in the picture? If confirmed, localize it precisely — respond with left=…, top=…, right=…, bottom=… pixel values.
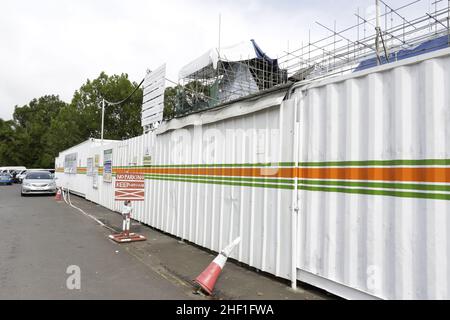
left=101, top=99, right=105, bottom=145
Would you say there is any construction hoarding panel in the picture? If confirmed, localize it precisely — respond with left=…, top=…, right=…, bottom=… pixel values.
left=92, top=154, right=99, bottom=189
left=56, top=140, right=111, bottom=197
left=142, top=100, right=293, bottom=281
left=294, top=49, right=450, bottom=300
left=86, top=157, right=94, bottom=176
left=103, top=149, right=113, bottom=183
left=64, top=153, right=77, bottom=174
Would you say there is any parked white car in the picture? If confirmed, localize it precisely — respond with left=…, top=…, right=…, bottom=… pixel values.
left=21, top=171, right=57, bottom=196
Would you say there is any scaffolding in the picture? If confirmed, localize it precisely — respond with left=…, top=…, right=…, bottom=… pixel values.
left=175, top=40, right=287, bottom=117
left=174, top=0, right=450, bottom=118
left=279, top=0, right=450, bottom=82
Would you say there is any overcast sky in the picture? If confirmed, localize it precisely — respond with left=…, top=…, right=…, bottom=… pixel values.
left=0, top=0, right=431, bottom=120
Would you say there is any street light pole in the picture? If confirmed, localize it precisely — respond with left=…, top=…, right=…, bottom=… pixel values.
left=101, top=99, right=105, bottom=145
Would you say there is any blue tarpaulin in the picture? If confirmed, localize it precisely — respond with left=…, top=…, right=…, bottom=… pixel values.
left=251, top=39, right=278, bottom=65
left=354, top=35, right=449, bottom=72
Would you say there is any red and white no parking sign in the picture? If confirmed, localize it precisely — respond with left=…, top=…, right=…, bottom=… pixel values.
left=114, top=173, right=145, bottom=201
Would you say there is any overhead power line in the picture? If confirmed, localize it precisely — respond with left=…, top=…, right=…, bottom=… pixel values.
left=101, top=77, right=145, bottom=106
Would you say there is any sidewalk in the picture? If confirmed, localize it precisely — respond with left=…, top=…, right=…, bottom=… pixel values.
left=67, top=194, right=335, bottom=300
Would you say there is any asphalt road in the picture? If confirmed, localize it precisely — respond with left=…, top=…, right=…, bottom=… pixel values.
left=0, top=184, right=197, bottom=299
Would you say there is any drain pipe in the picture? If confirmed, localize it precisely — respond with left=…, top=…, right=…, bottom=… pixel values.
left=291, top=94, right=300, bottom=290
left=287, top=81, right=307, bottom=290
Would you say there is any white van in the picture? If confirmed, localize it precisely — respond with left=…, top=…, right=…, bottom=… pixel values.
left=0, top=166, right=26, bottom=174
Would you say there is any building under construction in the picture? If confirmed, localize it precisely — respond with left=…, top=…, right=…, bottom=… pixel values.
left=175, top=39, right=287, bottom=117
left=173, top=0, right=450, bottom=118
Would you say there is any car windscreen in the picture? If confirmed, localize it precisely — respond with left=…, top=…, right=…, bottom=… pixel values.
left=26, top=172, right=52, bottom=180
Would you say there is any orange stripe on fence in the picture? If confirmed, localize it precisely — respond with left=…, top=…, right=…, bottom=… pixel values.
left=114, top=167, right=450, bottom=183
left=297, top=167, right=450, bottom=183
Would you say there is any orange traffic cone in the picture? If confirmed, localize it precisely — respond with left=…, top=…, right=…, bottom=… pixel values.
left=195, top=237, right=241, bottom=295
left=55, top=188, right=62, bottom=201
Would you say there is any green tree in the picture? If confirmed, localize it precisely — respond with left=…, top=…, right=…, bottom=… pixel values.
left=0, top=119, right=20, bottom=165
left=71, top=72, right=143, bottom=141
left=42, top=103, right=84, bottom=167
left=163, top=86, right=179, bottom=120
left=0, top=72, right=149, bottom=168
left=11, top=95, right=67, bottom=168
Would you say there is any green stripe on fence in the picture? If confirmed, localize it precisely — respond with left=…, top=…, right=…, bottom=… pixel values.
left=298, top=179, right=450, bottom=192
left=298, top=185, right=450, bottom=200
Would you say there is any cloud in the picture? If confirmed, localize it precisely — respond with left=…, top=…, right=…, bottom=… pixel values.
left=0, top=0, right=428, bottom=120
